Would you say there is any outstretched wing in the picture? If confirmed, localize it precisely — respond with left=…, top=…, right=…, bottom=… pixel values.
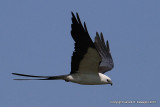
left=94, top=32, right=114, bottom=73
left=70, top=12, right=101, bottom=74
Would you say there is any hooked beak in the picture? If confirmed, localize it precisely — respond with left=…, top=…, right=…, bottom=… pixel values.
left=110, top=83, right=112, bottom=86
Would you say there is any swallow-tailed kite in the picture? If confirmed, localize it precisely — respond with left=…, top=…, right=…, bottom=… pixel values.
left=12, top=12, right=114, bottom=85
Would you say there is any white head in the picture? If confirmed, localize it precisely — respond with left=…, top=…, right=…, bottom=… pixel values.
left=99, top=73, right=112, bottom=86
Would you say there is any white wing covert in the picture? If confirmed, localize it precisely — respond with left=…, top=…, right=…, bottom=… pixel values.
left=94, top=32, right=114, bottom=73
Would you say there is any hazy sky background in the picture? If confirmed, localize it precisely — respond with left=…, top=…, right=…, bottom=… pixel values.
left=0, top=0, right=159, bottom=107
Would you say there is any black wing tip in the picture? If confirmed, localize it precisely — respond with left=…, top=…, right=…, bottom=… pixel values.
left=107, top=40, right=109, bottom=44
left=71, top=12, right=89, bottom=35
left=106, top=40, right=110, bottom=50
left=84, top=22, right=88, bottom=32
left=96, top=32, right=101, bottom=39
left=76, top=12, right=79, bottom=17
left=96, top=32, right=100, bottom=38
left=71, top=11, right=74, bottom=16
left=96, top=32, right=99, bottom=35
left=100, top=32, right=104, bottom=40
left=100, top=32, right=103, bottom=36
left=71, top=12, right=79, bottom=19
left=71, top=12, right=76, bottom=20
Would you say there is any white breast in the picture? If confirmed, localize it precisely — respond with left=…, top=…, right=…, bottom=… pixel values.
left=66, top=73, right=108, bottom=85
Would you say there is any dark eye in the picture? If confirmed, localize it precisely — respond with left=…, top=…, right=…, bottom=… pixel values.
left=107, top=79, right=109, bottom=82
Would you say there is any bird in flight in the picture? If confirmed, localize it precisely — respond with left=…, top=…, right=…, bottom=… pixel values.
left=12, top=12, right=114, bottom=85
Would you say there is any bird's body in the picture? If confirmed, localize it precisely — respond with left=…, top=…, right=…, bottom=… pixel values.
left=66, top=73, right=111, bottom=85
left=12, top=12, right=114, bottom=86
left=12, top=72, right=112, bottom=85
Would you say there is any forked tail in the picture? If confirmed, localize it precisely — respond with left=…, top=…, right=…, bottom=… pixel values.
left=12, top=73, right=67, bottom=80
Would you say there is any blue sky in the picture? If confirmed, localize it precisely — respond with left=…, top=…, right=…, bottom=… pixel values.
left=0, top=0, right=159, bottom=107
